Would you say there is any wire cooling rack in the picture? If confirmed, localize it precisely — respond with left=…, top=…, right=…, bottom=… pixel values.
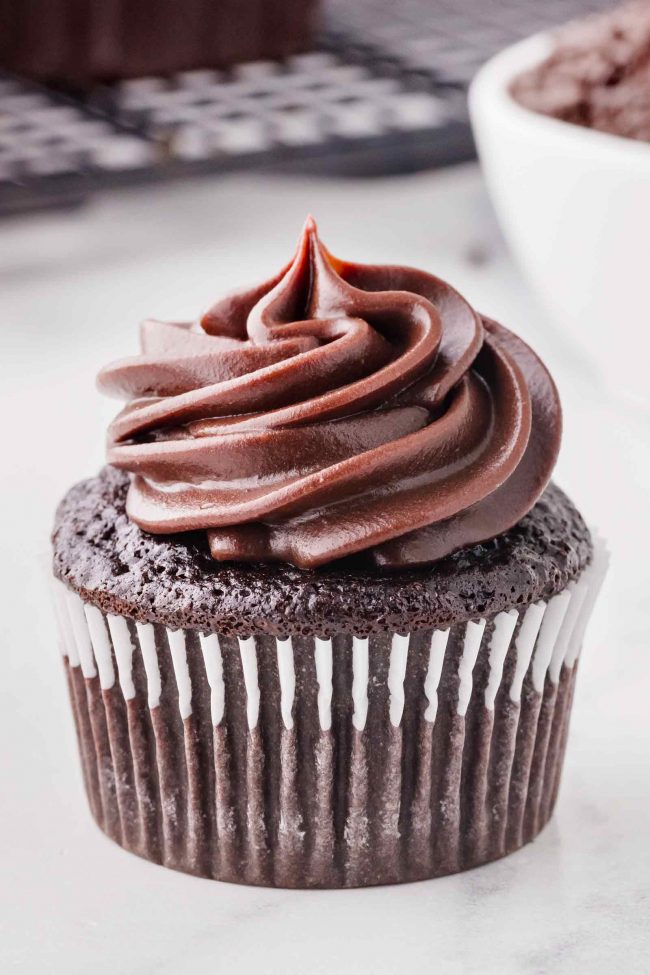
left=0, top=0, right=614, bottom=216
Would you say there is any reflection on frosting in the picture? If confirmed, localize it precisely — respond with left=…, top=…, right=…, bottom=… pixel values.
left=98, top=218, right=561, bottom=569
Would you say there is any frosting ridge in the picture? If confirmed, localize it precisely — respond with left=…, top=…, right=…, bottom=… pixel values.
left=98, top=218, right=561, bottom=569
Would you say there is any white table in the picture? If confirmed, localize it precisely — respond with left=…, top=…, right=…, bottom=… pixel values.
left=2, top=165, right=648, bottom=974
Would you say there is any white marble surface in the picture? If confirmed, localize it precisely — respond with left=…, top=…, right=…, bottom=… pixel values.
left=1, top=166, right=648, bottom=974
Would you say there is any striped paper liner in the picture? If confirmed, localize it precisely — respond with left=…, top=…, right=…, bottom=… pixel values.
left=52, top=543, right=607, bottom=888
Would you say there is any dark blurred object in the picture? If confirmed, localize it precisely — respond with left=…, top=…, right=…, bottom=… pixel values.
left=0, top=0, right=614, bottom=217
left=0, top=1, right=319, bottom=84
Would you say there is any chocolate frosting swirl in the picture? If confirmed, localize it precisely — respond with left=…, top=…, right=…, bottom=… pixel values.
left=98, top=219, right=561, bottom=570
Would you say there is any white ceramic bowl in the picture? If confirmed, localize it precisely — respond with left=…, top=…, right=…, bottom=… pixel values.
left=469, top=33, right=650, bottom=406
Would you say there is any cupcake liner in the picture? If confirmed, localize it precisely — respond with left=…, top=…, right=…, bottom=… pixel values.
left=51, top=541, right=608, bottom=888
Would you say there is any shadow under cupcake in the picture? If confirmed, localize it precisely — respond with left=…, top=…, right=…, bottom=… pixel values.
left=51, top=219, right=607, bottom=888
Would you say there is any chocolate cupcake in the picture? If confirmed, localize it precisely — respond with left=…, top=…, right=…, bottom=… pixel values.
left=0, top=0, right=319, bottom=86
left=51, top=220, right=607, bottom=888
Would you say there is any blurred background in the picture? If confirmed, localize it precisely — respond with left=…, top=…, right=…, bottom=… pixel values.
left=0, top=0, right=615, bottom=207
left=2, top=1, right=649, bottom=973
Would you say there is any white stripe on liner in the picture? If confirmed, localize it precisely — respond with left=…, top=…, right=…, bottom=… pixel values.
left=166, top=628, right=193, bottom=720
left=509, top=601, right=545, bottom=703
left=199, top=632, right=225, bottom=726
left=65, top=589, right=97, bottom=679
left=548, top=581, right=586, bottom=683
left=238, top=637, right=260, bottom=730
left=457, top=619, right=486, bottom=716
left=484, top=609, right=518, bottom=710
left=107, top=614, right=135, bottom=700
left=314, top=638, right=333, bottom=731
left=276, top=638, right=296, bottom=731
left=424, top=628, right=449, bottom=723
left=136, top=622, right=161, bottom=710
left=84, top=603, right=115, bottom=690
left=52, top=579, right=78, bottom=664
left=387, top=633, right=410, bottom=727
left=565, top=540, right=609, bottom=669
left=352, top=636, right=369, bottom=731
left=531, top=590, right=571, bottom=693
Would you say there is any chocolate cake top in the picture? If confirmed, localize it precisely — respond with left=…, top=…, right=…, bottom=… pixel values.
left=52, top=466, right=591, bottom=637
left=512, top=1, right=650, bottom=142
left=98, top=219, right=561, bottom=571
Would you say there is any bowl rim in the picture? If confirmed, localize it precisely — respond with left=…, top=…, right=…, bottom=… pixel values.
left=468, top=31, right=650, bottom=163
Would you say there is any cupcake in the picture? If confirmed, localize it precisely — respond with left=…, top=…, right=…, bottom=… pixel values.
left=0, top=0, right=320, bottom=86
left=51, top=219, right=606, bottom=888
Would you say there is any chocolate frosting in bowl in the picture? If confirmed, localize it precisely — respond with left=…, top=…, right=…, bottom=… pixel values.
left=98, top=219, right=561, bottom=570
